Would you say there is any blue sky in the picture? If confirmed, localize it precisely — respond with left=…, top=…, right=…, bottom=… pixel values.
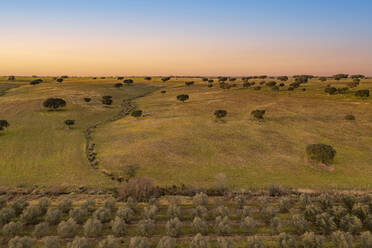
left=1, top=0, right=371, bottom=76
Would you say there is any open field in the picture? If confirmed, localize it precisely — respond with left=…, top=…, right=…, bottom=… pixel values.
left=95, top=77, right=372, bottom=190
left=0, top=77, right=158, bottom=187
left=1, top=76, right=372, bottom=190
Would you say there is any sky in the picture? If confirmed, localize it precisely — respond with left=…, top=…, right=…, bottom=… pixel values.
left=0, top=0, right=372, bottom=76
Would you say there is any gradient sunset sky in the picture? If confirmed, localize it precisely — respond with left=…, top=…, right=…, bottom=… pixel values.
left=1, top=0, right=372, bottom=76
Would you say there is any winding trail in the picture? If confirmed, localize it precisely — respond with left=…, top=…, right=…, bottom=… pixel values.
left=84, top=91, right=157, bottom=182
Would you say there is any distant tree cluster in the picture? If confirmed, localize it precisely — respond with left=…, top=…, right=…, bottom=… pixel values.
left=30, top=79, right=43, bottom=85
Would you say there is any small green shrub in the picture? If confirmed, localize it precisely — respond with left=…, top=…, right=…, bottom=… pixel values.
left=57, top=219, right=78, bottom=238
left=98, top=235, right=119, bottom=248
left=246, top=236, right=265, bottom=248
left=157, top=236, right=176, bottom=248
left=315, top=213, right=337, bottom=234
left=299, top=194, right=312, bottom=209
left=344, top=114, right=355, bottom=120
left=214, top=110, right=227, bottom=119
left=129, top=236, right=151, bottom=248
left=83, top=218, right=102, bottom=237
left=291, top=214, right=309, bottom=234
left=93, top=207, right=112, bottom=223
left=355, top=89, right=369, bottom=97
left=116, top=206, right=135, bottom=223
left=137, top=218, right=155, bottom=236
left=260, top=207, right=276, bottom=224
left=143, top=204, right=158, bottom=219
left=177, top=94, right=189, bottom=102
left=20, top=205, right=42, bottom=224
left=131, top=110, right=143, bottom=118
left=217, top=237, right=235, bottom=248
left=240, top=216, right=256, bottom=232
left=81, top=199, right=96, bottom=213
left=42, top=236, right=61, bottom=248
left=215, top=206, right=229, bottom=217
left=32, top=222, right=49, bottom=238
left=340, top=215, right=362, bottom=234
left=2, top=221, right=22, bottom=237
left=306, top=144, right=336, bottom=165
left=190, top=233, right=209, bottom=248
left=331, top=231, right=353, bottom=248
left=278, top=197, right=292, bottom=213
left=8, top=236, right=34, bottom=248
left=58, top=199, right=73, bottom=214
left=192, top=217, right=208, bottom=235
left=302, top=232, right=323, bottom=248
left=192, top=205, right=208, bottom=219
left=215, top=216, right=231, bottom=235
left=37, top=197, right=51, bottom=215
left=268, top=184, right=287, bottom=197
left=111, top=216, right=127, bottom=237
left=11, top=199, right=29, bottom=216
left=0, top=207, right=16, bottom=226
left=278, top=233, right=296, bottom=248
left=361, top=231, right=372, bottom=248
left=270, top=217, right=282, bottom=233
left=166, top=217, right=182, bottom=237
left=167, top=203, right=181, bottom=219
left=352, top=203, right=369, bottom=222
left=193, top=192, right=209, bottom=206
left=67, top=236, right=90, bottom=248
left=46, top=208, right=63, bottom=225
left=251, top=109, right=266, bottom=119
left=69, top=208, right=88, bottom=224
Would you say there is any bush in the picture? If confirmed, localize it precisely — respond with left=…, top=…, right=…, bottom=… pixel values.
left=30, top=79, right=43, bottom=85
left=8, top=236, right=34, bottom=248
left=58, top=199, right=73, bottom=214
left=93, top=207, right=112, bottom=223
left=240, top=206, right=251, bottom=218
left=43, top=98, right=66, bottom=110
left=344, top=114, right=355, bottom=120
left=124, top=79, right=134, bottom=85
left=192, top=217, right=208, bottom=234
left=144, top=77, right=152, bottom=81
left=157, top=236, right=176, bottom=248
left=268, top=184, right=288, bottom=197
left=192, top=205, right=208, bottom=219
left=131, top=110, right=143, bottom=118
left=2, top=221, right=22, bottom=237
left=260, top=207, right=276, bottom=224
left=111, top=216, right=127, bottom=237
left=116, top=206, right=135, bottom=223
left=306, top=144, right=336, bottom=165
left=33, top=222, right=49, bottom=238
left=67, top=236, right=90, bottom=248
left=193, top=192, right=208, bottom=206
left=246, top=236, right=265, bottom=248
left=176, top=94, right=189, bottom=102
left=46, top=208, right=63, bottom=225
left=80, top=199, right=95, bottom=214
left=126, top=197, right=138, bottom=211
left=104, top=198, right=117, bottom=213
left=185, top=81, right=194, bottom=86
left=102, top=96, right=113, bottom=105
left=240, top=216, right=256, bottom=232
left=37, top=197, right=51, bottom=215
left=355, top=89, right=369, bottom=97
left=57, top=219, right=78, bottom=238
left=0, top=207, right=16, bottom=226
left=65, top=120, right=75, bottom=128
left=330, top=206, right=348, bottom=227
left=69, top=207, right=88, bottom=224
left=340, top=215, right=362, bottom=234
left=352, top=203, right=369, bottom=222
left=83, top=97, right=91, bottom=102
left=143, top=204, right=158, bottom=219
left=315, top=212, right=336, bottom=234
left=288, top=86, right=294, bottom=91
left=304, top=204, right=321, bottom=223
left=42, top=236, right=61, bottom=248
left=331, top=231, right=353, bottom=248
left=0, top=196, right=7, bottom=209
left=361, top=231, right=372, bottom=248
left=278, top=233, right=296, bottom=248
left=161, top=90, right=167, bottom=93
left=167, top=203, right=181, bottom=219
left=302, top=232, right=323, bottom=248
left=166, top=217, right=182, bottom=237
left=254, top=86, right=262, bottom=90
left=20, top=205, right=42, bottom=224
left=299, top=194, right=312, bottom=209
left=217, top=237, right=235, bottom=248
left=292, top=214, right=309, bottom=234
left=325, top=87, right=337, bottom=95
left=118, top=177, right=157, bottom=202
left=271, top=217, right=282, bottom=233
left=11, top=199, right=29, bottom=216
left=129, top=236, right=151, bottom=248
left=278, top=197, right=292, bottom=213
left=214, top=110, right=227, bottom=119
left=83, top=218, right=102, bottom=237
left=257, top=196, right=269, bottom=209
left=99, top=235, right=119, bottom=248
left=215, top=216, right=231, bottom=235
left=251, top=109, right=266, bottom=119
left=234, top=195, right=247, bottom=208
left=137, top=218, right=155, bottom=236
left=114, top=83, right=123, bottom=88
left=190, top=233, right=209, bottom=248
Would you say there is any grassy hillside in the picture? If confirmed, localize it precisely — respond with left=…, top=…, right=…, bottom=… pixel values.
left=0, top=77, right=158, bottom=187
left=95, top=77, right=372, bottom=189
